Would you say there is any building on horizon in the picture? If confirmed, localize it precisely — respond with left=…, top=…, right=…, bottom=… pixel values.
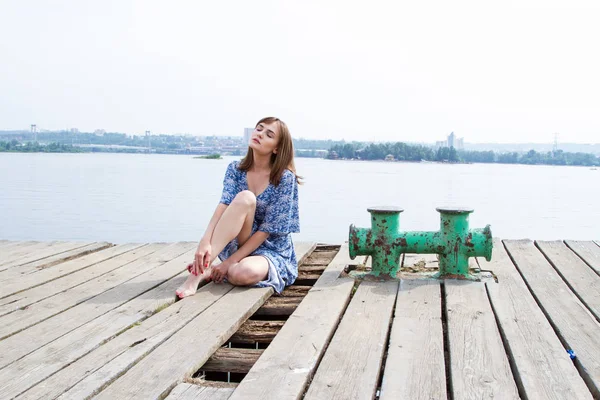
left=243, top=128, right=253, bottom=145
left=435, top=131, right=464, bottom=150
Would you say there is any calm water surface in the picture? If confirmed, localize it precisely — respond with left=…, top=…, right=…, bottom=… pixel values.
left=0, top=153, right=598, bottom=243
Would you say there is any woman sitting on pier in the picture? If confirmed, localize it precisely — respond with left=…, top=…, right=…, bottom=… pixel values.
left=176, top=117, right=301, bottom=299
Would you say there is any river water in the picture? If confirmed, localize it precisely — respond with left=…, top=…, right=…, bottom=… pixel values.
left=1, top=153, right=598, bottom=243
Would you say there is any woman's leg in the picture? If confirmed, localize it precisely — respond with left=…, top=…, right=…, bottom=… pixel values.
left=176, top=191, right=256, bottom=298
left=227, top=256, right=270, bottom=286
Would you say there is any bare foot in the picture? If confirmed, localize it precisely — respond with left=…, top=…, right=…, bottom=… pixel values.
left=176, top=264, right=211, bottom=299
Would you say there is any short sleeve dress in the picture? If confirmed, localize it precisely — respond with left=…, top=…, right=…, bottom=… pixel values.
left=218, top=160, right=300, bottom=294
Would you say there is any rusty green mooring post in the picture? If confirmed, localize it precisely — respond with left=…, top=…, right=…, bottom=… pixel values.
left=349, top=206, right=493, bottom=279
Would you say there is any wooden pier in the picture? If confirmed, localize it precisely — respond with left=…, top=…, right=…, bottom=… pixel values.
left=0, top=238, right=599, bottom=399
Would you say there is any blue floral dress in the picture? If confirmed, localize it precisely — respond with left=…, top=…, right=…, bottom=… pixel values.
left=218, top=160, right=300, bottom=294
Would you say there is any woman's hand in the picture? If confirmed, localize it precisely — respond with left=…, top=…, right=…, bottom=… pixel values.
left=211, top=259, right=233, bottom=283
left=192, top=239, right=212, bottom=275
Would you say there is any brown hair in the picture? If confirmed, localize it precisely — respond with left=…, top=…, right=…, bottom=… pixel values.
left=239, top=117, right=302, bottom=186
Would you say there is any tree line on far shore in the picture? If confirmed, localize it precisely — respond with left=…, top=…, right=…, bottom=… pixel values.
left=2, top=136, right=599, bottom=167
left=327, top=142, right=600, bottom=166
left=0, top=140, right=82, bottom=153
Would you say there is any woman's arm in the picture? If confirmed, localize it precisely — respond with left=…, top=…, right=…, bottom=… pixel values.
left=228, top=231, right=270, bottom=263
left=192, top=203, right=228, bottom=274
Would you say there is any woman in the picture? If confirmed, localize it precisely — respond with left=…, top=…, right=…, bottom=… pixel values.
left=176, top=117, right=301, bottom=299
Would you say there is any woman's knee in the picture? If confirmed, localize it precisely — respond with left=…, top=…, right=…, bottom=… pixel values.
left=228, top=262, right=267, bottom=285
left=231, top=190, right=256, bottom=210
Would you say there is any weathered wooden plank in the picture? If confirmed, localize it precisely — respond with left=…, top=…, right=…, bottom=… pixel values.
left=0, top=242, right=180, bottom=340
left=482, top=240, right=591, bottom=400
left=295, top=242, right=317, bottom=266
left=300, top=258, right=331, bottom=267
left=380, top=280, right=446, bottom=400
left=254, top=296, right=302, bottom=316
left=0, top=241, right=42, bottom=260
left=92, top=286, right=273, bottom=400
left=29, top=241, right=313, bottom=400
left=229, top=320, right=284, bottom=344
left=537, top=240, right=600, bottom=322
left=0, top=244, right=146, bottom=315
left=505, top=239, right=600, bottom=397
left=0, top=241, right=38, bottom=253
left=0, top=241, right=93, bottom=271
left=0, top=243, right=194, bottom=369
left=201, top=348, right=263, bottom=373
left=0, top=243, right=147, bottom=299
left=0, top=241, right=66, bottom=269
left=446, top=280, right=519, bottom=399
left=304, top=280, right=398, bottom=400
left=165, top=383, right=234, bottom=400
left=294, top=271, right=320, bottom=285
left=2, top=242, right=112, bottom=275
left=565, top=240, right=600, bottom=276
left=229, top=244, right=363, bottom=400
left=14, top=279, right=229, bottom=400
left=297, top=265, right=326, bottom=272
left=9, top=280, right=230, bottom=400
left=279, top=285, right=311, bottom=297
left=301, top=249, right=339, bottom=265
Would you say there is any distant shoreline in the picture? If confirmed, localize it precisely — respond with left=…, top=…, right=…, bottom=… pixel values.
left=2, top=151, right=598, bottom=169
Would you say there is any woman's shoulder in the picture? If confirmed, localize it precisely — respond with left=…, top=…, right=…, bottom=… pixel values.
left=226, top=160, right=242, bottom=174
left=279, top=169, right=296, bottom=184
left=223, top=160, right=243, bottom=183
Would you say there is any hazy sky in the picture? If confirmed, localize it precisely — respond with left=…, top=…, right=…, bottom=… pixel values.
left=1, top=0, right=599, bottom=143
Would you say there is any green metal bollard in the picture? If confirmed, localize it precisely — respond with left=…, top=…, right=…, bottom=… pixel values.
left=349, top=206, right=493, bottom=279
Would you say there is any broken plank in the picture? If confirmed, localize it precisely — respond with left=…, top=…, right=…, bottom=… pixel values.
left=505, top=239, right=600, bottom=397
left=0, top=243, right=194, bottom=370
left=295, top=242, right=317, bottom=266
left=92, top=286, right=273, bottom=400
left=304, top=280, right=398, bottom=400
left=565, top=240, right=600, bottom=276
left=294, top=271, right=319, bottom=285
left=279, top=286, right=311, bottom=297
left=297, top=265, right=326, bottom=272
left=537, top=240, right=600, bottom=322
left=229, top=320, right=284, bottom=344
left=165, top=383, right=234, bottom=400
left=254, top=296, right=302, bottom=317
left=0, top=242, right=180, bottom=340
left=201, top=348, right=263, bottom=374
left=230, top=244, right=363, bottom=400
left=481, top=240, right=591, bottom=400
left=445, top=280, right=519, bottom=399
left=16, top=280, right=230, bottom=400
left=380, top=280, right=446, bottom=400
left=301, top=249, right=339, bottom=265
left=0, top=243, right=147, bottom=316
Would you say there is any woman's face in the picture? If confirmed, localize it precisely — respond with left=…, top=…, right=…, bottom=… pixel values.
left=249, top=121, right=280, bottom=156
